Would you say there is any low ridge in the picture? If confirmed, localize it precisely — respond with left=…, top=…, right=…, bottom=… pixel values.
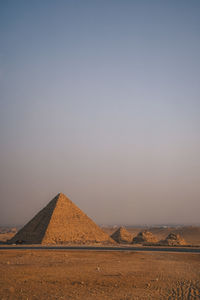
left=9, top=193, right=114, bottom=245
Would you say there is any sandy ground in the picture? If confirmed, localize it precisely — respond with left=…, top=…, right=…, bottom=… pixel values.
left=0, top=250, right=200, bottom=300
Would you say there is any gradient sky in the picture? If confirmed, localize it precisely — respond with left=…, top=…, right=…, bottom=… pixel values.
left=0, top=0, right=200, bottom=226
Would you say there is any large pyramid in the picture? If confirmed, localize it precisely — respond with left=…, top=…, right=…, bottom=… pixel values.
left=9, top=193, right=114, bottom=245
left=111, top=227, right=133, bottom=244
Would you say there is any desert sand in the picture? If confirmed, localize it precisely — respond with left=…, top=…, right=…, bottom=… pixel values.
left=0, top=249, right=200, bottom=299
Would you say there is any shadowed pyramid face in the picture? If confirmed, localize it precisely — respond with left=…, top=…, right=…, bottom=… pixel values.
left=10, top=193, right=114, bottom=245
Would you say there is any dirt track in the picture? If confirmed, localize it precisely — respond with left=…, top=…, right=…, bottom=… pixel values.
left=1, top=250, right=200, bottom=299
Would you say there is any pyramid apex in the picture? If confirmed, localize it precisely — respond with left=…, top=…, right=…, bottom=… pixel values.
left=116, top=226, right=126, bottom=233
left=56, top=192, right=69, bottom=199
left=119, top=226, right=125, bottom=230
left=57, top=192, right=64, bottom=197
left=54, top=193, right=73, bottom=204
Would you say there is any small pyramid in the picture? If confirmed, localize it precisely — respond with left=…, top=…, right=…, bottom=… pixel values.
left=111, top=227, right=133, bottom=244
left=132, top=230, right=158, bottom=244
left=160, top=233, right=186, bottom=246
left=9, top=193, right=114, bottom=245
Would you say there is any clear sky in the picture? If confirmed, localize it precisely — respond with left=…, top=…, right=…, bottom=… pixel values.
left=0, top=0, right=200, bottom=226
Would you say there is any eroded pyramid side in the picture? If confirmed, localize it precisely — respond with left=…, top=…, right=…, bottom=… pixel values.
left=132, top=230, right=158, bottom=244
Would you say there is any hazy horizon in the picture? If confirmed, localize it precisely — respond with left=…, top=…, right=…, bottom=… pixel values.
left=1, top=1, right=200, bottom=227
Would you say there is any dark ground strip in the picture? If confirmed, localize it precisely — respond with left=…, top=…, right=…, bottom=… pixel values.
left=0, top=246, right=200, bottom=253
